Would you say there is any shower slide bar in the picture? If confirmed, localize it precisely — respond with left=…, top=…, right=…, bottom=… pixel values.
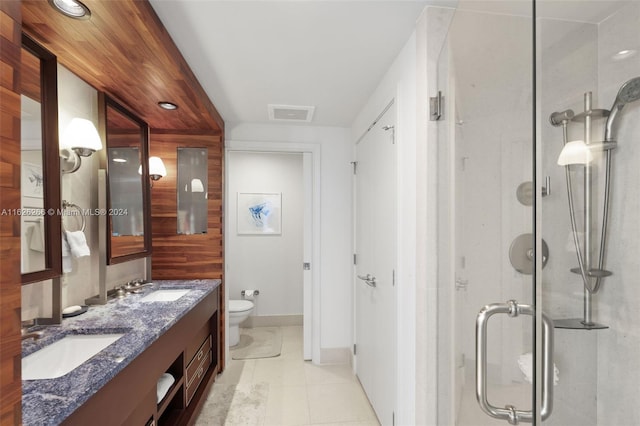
left=476, top=300, right=554, bottom=425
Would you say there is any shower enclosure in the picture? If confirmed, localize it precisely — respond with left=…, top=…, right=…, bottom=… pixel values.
left=435, top=1, right=640, bottom=425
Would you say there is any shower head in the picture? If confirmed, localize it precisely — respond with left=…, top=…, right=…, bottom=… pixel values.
left=605, top=76, right=640, bottom=141
left=617, top=77, right=640, bottom=103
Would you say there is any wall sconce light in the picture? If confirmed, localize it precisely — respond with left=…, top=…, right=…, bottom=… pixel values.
left=557, top=140, right=617, bottom=166
left=149, top=156, right=167, bottom=181
left=139, top=156, right=167, bottom=187
left=60, top=118, right=103, bottom=173
left=557, top=140, right=592, bottom=166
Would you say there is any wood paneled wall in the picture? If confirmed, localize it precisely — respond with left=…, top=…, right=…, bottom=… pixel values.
left=21, top=0, right=223, bottom=133
left=0, top=2, right=23, bottom=423
left=150, top=131, right=225, bottom=368
left=149, top=132, right=224, bottom=280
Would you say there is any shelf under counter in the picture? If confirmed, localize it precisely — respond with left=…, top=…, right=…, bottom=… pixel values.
left=22, top=279, right=221, bottom=426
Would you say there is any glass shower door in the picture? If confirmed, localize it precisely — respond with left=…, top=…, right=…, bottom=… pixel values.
left=435, top=1, right=538, bottom=424
left=437, top=1, right=640, bottom=424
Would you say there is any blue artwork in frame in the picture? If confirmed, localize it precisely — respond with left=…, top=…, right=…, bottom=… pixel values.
left=237, top=192, right=282, bottom=235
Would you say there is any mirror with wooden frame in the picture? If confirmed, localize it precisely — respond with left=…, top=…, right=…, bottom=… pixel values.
left=21, top=34, right=62, bottom=284
left=102, top=94, right=151, bottom=264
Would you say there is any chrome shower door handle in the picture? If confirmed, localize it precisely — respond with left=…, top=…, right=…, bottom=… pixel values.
left=357, top=274, right=377, bottom=287
left=476, top=300, right=554, bottom=425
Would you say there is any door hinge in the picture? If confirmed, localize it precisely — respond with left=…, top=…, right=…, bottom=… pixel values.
left=430, top=91, right=444, bottom=121
left=353, top=253, right=357, bottom=265
left=392, top=269, right=396, bottom=287
left=350, top=161, right=358, bottom=175
left=382, top=125, right=395, bottom=144
left=353, top=343, right=357, bottom=355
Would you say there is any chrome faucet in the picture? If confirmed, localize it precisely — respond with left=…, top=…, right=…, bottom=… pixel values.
left=122, top=279, right=153, bottom=294
left=21, top=321, right=43, bottom=341
left=112, top=279, right=154, bottom=298
left=21, top=329, right=43, bottom=341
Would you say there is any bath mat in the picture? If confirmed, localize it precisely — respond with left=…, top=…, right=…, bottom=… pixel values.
left=231, top=327, right=282, bottom=360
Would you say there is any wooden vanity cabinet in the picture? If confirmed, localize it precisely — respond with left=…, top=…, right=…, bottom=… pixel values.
left=159, top=311, right=219, bottom=424
left=63, top=288, right=219, bottom=426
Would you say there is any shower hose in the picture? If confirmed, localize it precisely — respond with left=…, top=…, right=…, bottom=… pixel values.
left=560, top=121, right=611, bottom=294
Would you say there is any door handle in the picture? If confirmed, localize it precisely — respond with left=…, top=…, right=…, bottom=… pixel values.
left=476, top=300, right=554, bottom=424
left=357, top=274, right=377, bottom=287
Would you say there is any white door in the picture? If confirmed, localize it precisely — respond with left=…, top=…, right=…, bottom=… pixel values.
left=303, top=152, right=312, bottom=360
left=355, top=104, right=396, bottom=425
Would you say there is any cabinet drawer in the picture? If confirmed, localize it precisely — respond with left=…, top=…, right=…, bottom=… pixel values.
left=185, top=350, right=211, bottom=405
left=186, top=335, right=211, bottom=385
left=186, top=323, right=211, bottom=364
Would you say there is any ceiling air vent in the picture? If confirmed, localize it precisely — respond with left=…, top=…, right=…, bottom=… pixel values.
left=268, top=104, right=315, bottom=123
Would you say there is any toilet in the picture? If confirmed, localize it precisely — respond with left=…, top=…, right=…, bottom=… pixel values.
left=228, top=299, right=254, bottom=346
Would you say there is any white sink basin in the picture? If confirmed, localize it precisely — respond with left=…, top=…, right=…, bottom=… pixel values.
left=140, top=289, right=190, bottom=302
left=22, top=334, right=124, bottom=380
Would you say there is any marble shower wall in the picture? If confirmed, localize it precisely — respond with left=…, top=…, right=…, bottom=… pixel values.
left=540, top=2, right=640, bottom=424
left=595, top=3, right=640, bottom=425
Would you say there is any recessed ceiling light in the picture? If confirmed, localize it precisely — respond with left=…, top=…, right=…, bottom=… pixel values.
left=158, top=101, right=178, bottom=110
left=48, top=0, right=91, bottom=19
left=612, top=49, right=637, bottom=61
left=112, top=158, right=127, bottom=163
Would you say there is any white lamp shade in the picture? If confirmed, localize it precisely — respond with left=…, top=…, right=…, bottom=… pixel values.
left=148, top=156, right=167, bottom=178
left=62, top=118, right=102, bottom=152
left=557, top=140, right=593, bottom=166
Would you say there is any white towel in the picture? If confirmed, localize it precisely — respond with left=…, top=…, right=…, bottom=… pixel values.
left=518, top=352, right=559, bottom=386
left=64, top=230, right=90, bottom=258
left=27, top=221, right=45, bottom=252
left=61, top=233, right=73, bottom=273
left=157, top=373, right=175, bottom=403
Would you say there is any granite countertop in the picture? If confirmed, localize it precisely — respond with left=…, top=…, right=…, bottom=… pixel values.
left=21, top=279, right=220, bottom=426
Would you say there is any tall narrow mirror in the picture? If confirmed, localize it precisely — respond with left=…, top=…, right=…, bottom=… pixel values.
left=177, top=148, right=208, bottom=234
left=21, top=34, right=62, bottom=284
left=103, top=94, right=151, bottom=263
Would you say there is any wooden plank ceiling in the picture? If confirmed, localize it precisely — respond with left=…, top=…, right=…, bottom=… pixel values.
left=21, top=0, right=224, bottom=133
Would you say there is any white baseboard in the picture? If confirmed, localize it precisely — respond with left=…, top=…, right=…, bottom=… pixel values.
left=320, top=347, right=352, bottom=365
left=244, top=314, right=303, bottom=328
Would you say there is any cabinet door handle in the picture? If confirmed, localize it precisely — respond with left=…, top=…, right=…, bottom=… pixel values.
left=197, top=350, right=204, bottom=361
left=196, top=365, right=204, bottom=379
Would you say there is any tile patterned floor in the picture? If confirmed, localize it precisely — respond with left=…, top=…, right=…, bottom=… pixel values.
left=195, top=326, right=380, bottom=426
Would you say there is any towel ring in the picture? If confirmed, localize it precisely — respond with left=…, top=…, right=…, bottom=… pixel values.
left=62, top=200, right=86, bottom=232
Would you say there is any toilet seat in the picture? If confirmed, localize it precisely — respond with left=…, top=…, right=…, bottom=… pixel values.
left=229, top=300, right=254, bottom=313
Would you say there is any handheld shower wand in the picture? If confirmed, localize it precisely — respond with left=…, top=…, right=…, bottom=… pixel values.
left=604, top=77, right=640, bottom=141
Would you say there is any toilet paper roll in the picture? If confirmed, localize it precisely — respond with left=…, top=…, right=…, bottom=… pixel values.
left=244, top=289, right=255, bottom=300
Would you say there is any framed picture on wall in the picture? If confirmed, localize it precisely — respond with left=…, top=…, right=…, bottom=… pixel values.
left=237, top=192, right=282, bottom=235
left=22, top=162, right=44, bottom=198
